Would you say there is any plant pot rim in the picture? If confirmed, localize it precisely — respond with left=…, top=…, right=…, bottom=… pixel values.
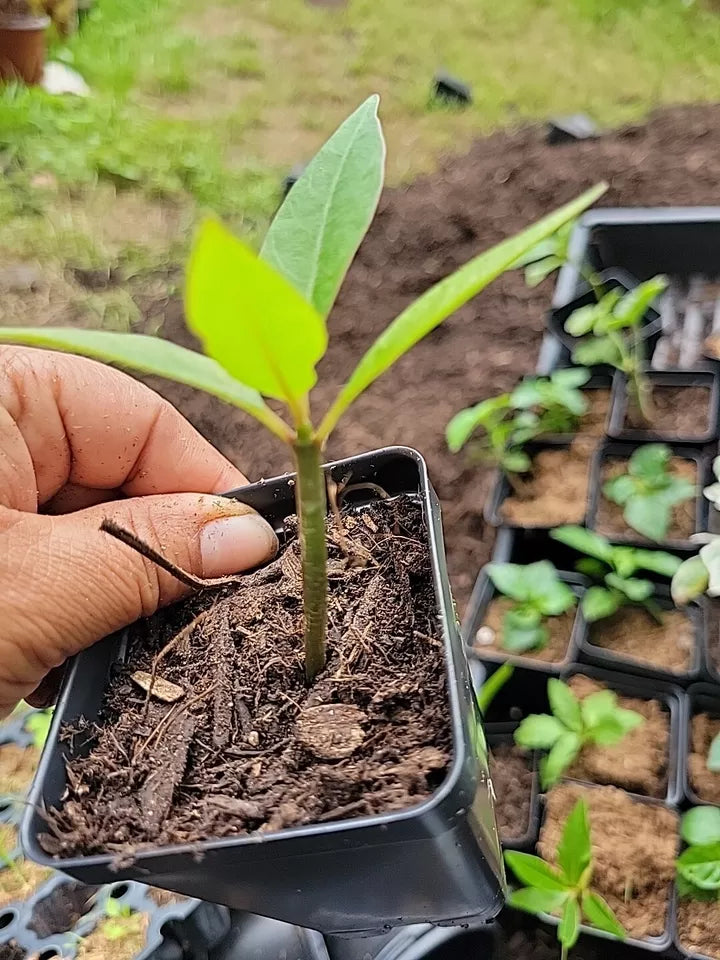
left=0, top=15, right=50, bottom=29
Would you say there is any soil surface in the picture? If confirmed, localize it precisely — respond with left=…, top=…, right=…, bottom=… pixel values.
left=688, top=711, right=720, bottom=804
left=588, top=606, right=694, bottom=674
left=577, top=389, right=612, bottom=438
left=28, top=882, right=99, bottom=938
left=499, top=446, right=590, bottom=527
left=476, top=597, right=576, bottom=664
left=624, top=385, right=711, bottom=437
left=0, top=744, right=39, bottom=796
left=595, top=457, right=697, bottom=543
left=539, top=784, right=678, bottom=941
left=488, top=743, right=533, bottom=842
left=565, top=675, right=669, bottom=798
left=42, top=498, right=453, bottom=855
left=0, top=945, right=24, bottom=960
left=677, top=896, right=720, bottom=960
left=75, top=913, right=148, bottom=960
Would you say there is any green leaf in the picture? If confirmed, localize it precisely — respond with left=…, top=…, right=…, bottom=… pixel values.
left=611, top=276, right=667, bottom=328
left=504, top=852, right=569, bottom=891
left=709, top=734, right=720, bottom=773
left=565, top=305, right=598, bottom=337
left=446, top=395, right=510, bottom=452
left=550, top=526, right=613, bottom=564
left=261, top=96, right=385, bottom=318
left=24, top=709, right=53, bottom=751
left=503, top=450, right=532, bottom=473
left=582, top=586, right=620, bottom=622
left=515, top=714, right=566, bottom=749
left=548, top=679, right=582, bottom=732
left=624, top=494, right=671, bottom=542
left=525, top=256, right=562, bottom=287
left=581, top=892, right=626, bottom=939
left=540, top=732, right=582, bottom=788
left=186, top=219, right=327, bottom=405
left=632, top=549, right=682, bottom=578
left=551, top=367, right=592, bottom=389
left=558, top=896, right=581, bottom=949
left=318, top=184, right=607, bottom=439
left=580, top=690, right=618, bottom=728
left=588, top=707, right=644, bottom=746
left=503, top=617, right=548, bottom=653
left=628, top=443, right=671, bottom=479
left=681, top=807, right=720, bottom=847
left=677, top=843, right=720, bottom=890
left=509, top=887, right=569, bottom=915
left=572, top=338, right=622, bottom=368
left=603, top=474, right=637, bottom=507
left=576, top=558, right=609, bottom=580
left=700, top=539, right=720, bottom=598
left=487, top=562, right=532, bottom=602
left=0, top=327, right=291, bottom=440
left=526, top=561, right=575, bottom=615
left=672, top=555, right=709, bottom=605
left=605, top=573, right=653, bottom=602
left=476, top=662, right=514, bottom=715
left=510, top=379, right=544, bottom=409
left=557, top=799, right=591, bottom=886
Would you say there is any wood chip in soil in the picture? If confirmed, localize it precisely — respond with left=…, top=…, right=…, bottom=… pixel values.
left=625, top=385, right=710, bottom=436
left=500, top=446, right=590, bottom=527
left=688, top=711, right=720, bottom=804
left=565, top=675, right=668, bottom=798
left=588, top=606, right=694, bottom=674
left=475, top=598, right=575, bottom=664
left=489, top=743, right=532, bottom=842
left=677, top=896, right=720, bottom=960
left=540, top=783, right=678, bottom=940
left=41, top=498, right=452, bottom=857
left=596, top=457, right=697, bottom=543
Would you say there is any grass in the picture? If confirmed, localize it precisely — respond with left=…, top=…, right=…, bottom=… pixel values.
left=3, top=0, right=720, bottom=321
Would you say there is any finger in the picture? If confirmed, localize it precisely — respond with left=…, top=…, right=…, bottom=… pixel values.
left=43, top=483, right=122, bottom=515
left=0, top=493, right=277, bottom=714
left=0, top=346, right=248, bottom=510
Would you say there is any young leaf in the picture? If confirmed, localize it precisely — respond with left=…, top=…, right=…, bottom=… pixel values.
left=525, top=256, right=563, bottom=287
left=445, top=395, right=510, bottom=452
left=605, top=573, right=653, bottom=602
left=529, top=562, right=575, bottom=615
left=540, top=731, right=582, bottom=788
left=603, top=474, right=637, bottom=506
left=551, top=368, right=592, bottom=390
left=628, top=443, right=671, bottom=478
left=672, top=555, right=709, bottom=605
left=681, top=807, right=720, bottom=847
left=557, top=799, right=591, bottom=886
left=0, top=328, right=292, bottom=440
left=515, top=714, right=566, bottom=749
left=581, top=586, right=620, bottom=622
left=580, top=690, right=617, bottom=729
left=550, top=526, right=613, bottom=564
left=187, top=219, right=328, bottom=406
left=261, top=96, right=385, bottom=318
left=630, top=549, right=682, bottom=578
left=700, top=539, right=720, bottom=597
left=504, top=851, right=569, bottom=891
left=548, top=679, right=582, bottom=732
left=581, top=891, right=626, bottom=939
left=611, top=276, right=667, bottom=328
left=487, top=562, right=532, bottom=601
left=677, top=843, right=720, bottom=890
left=317, top=183, right=607, bottom=440
left=503, top=617, right=548, bottom=654
left=564, top=305, right=597, bottom=337
left=572, top=338, right=622, bottom=368
left=476, top=661, right=514, bottom=715
left=558, top=896, right=581, bottom=950
left=509, top=887, right=570, bottom=915
left=623, top=494, right=671, bottom=542
left=588, top=707, right=644, bottom=746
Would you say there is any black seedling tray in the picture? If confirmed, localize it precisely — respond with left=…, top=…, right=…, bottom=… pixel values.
left=586, top=441, right=709, bottom=553
left=700, top=600, right=720, bottom=685
left=682, top=683, right=720, bottom=807
left=214, top=911, right=332, bottom=960
left=21, top=447, right=504, bottom=937
left=608, top=368, right=720, bottom=445
left=487, top=729, right=539, bottom=854
left=578, top=588, right=704, bottom=687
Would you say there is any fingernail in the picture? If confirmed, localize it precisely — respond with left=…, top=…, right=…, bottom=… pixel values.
left=201, top=514, right=278, bottom=577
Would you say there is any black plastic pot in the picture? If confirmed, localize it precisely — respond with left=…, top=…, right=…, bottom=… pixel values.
left=487, top=731, right=539, bottom=853
left=21, top=447, right=505, bottom=937
left=682, top=683, right=720, bottom=807
left=608, top=369, right=720, bottom=444
left=578, top=589, right=704, bottom=687
left=701, top=599, right=720, bottom=684
left=463, top=565, right=586, bottom=674
left=587, top=441, right=709, bottom=552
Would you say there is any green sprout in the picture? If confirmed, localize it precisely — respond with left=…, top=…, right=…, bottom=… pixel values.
left=550, top=525, right=681, bottom=623
left=24, top=709, right=53, bottom=751
left=566, top=276, right=667, bottom=422
left=0, top=95, right=605, bottom=683
left=677, top=807, right=720, bottom=901
left=447, top=368, right=591, bottom=474
left=103, top=897, right=143, bottom=941
left=514, top=678, right=644, bottom=789
left=602, top=444, right=695, bottom=542
left=475, top=661, right=515, bottom=715
left=485, top=561, right=575, bottom=653
left=505, top=798, right=625, bottom=960
left=513, top=221, right=603, bottom=299
left=671, top=457, right=720, bottom=605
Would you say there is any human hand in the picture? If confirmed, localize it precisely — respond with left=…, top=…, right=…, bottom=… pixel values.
left=0, top=346, right=278, bottom=718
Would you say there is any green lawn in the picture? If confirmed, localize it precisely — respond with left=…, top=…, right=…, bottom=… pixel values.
left=2, top=0, right=720, bottom=321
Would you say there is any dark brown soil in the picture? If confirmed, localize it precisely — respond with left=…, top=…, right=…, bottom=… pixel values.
left=489, top=743, right=533, bottom=842
left=539, top=784, right=678, bottom=941
left=588, top=606, right=694, bottom=674
left=0, top=945, right=24, bottom=960
left=28, top=881, right=98, bottom=938
left=625, top=386, right=711, bottom=436
left=595, top=457, right=697, bottom=543
left=677, top=896, right=720, bottom=960
left=499, top=446, right=590, bottom=527
left=41, top=498, right=453, bottom=856
left=475, top=598, right=576, bottom=664
left=565, top=674, right=669, bottom=798
left=688, top=711, right=720, bottom=804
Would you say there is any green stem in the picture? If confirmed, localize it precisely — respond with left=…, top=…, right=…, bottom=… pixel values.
left=579, top=263, right=605, bottom=303
left=293, top=427, right=328, bottom=683
left=560, top=944, right=568, bottom=960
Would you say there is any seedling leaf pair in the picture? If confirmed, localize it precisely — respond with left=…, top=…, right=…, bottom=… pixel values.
left=486, top=561, right=575, bottom=653
left=677, top=808, right=720, bottom=900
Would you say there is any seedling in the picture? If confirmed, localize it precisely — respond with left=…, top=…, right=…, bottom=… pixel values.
left=484, top=561, right=575, bottom=653
left=514, top=678, right=644, bottom=788
left=24, top=709, right=53, bottom=751
left=566, top=276, right=667, bottom=421
left=505, top=798, right=625, bottom=960
left=602, top=443, right=695, bottom=542
left=513, top=221, right=603, bottom=298
left=447, top=368, right=591, bottom=474
left=102, top=897, right=144, bottom=942
left=476, top=661, right=514, bottom=715
left=677, top=806, right=720, bottom=901
left=0, top=96, right=605, bottom=683
left=550, top=525, right=681, bottom=623
left=671, top=456, right=720, bottom=605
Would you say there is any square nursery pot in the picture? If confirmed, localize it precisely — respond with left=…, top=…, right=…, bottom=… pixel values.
left=463, top=565, right=586, bottom=675
left=587, top=440, right=709, bottom=553
left=577, top=587, right=704, bottom=687
left=20, top=447, right=505, bottom=937
left=683, top=683, right=720, bottom=808
left=486, top=730, right=539, bottom=854
left=608, top=369, right=720, bottom=444
left=702, top=599, right=720, bottom=685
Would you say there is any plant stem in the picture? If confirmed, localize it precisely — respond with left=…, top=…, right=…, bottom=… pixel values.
left=560, top=944, right=568, bottom=960
left=293, top=427, right=328, bottom=683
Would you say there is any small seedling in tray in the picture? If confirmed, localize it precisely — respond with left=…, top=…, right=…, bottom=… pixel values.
left=551, top=525, right=681, bottom=622
left=602, top=443, right=696, bottom=543
left=484, top=561, right=576, bottom=653
left=505, top=798, right=625, bottom=959
left=514, top=678, right=644, bottom=789
left=672, top=455, right=720, bottom=605
left=677, top=806, right=720, bottom=901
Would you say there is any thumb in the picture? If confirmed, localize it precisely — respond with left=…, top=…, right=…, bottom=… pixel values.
left=0, top=494, right=278, bottom=713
